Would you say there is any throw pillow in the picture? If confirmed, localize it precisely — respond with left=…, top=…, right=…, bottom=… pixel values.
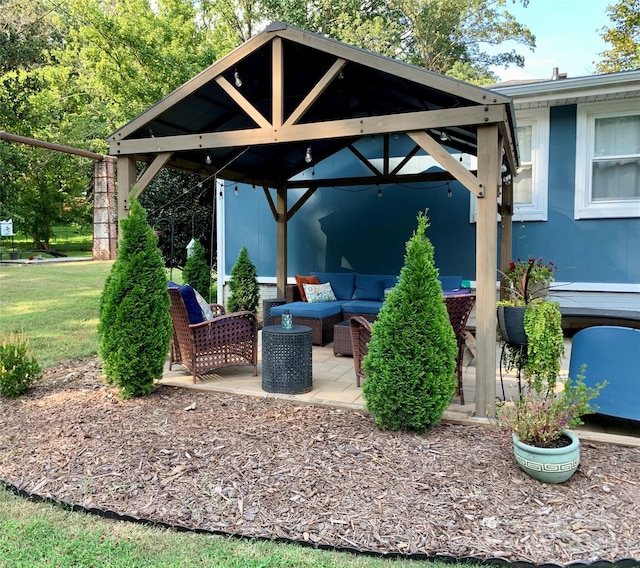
left=177, top=284, right=205, bottom=324
left=193, top=289, right=215, bottom=320
left=304, top=282, right=337, bottom=303
left=295, top=275, right=320, bottom=301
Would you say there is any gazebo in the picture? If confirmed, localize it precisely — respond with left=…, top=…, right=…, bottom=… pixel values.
left=108, top=22, right=519, bottom=418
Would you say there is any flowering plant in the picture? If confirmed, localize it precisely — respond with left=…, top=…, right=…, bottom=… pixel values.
left=501, top=257, right=555, bottom=305
left=495, top=365, right=606, bottom=447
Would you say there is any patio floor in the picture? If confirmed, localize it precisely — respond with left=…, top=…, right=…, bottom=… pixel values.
left=160, top=333, right=640, bottom=447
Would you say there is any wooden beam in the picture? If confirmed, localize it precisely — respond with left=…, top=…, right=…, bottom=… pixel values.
left=262, top=185, right=278, bottom=221
left=116, top=156, right=137, bottom=221
left=287, top=186, right=318, bottom=221
left=215, top=76, right=271, bottom=129
left=475, top=124, right=500, bottom=419
left=109, top=105, right=506, bottom=155
left=276, top=185, right=287, bottom=297
left=272, top=37, right=284, bottom=129
left=284, top=58, right=347, bottom=127
left=408, top=130, right=483, bottom=197
left=134, top=152, right=172, bottom=197
left=348, top=144, right=381, bottom=176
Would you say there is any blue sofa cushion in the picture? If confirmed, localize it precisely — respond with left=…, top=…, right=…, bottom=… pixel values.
left=271, top=301, right=344, bottom=319
left=341, top=300, right=383, bottom=315
left=438, top=275, right=463, bottom=292
left=169, top=282, right=204, bottom=324
left=352, top=274, right=391, bottom=301
left=311, top=272, right=356, bottom=300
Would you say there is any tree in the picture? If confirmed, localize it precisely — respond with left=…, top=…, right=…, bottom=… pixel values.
left=596, top=0, right=640, bottom=73
left=139, top=169, right=216, bottom=273
left=182, top=240, right=213, bottom=301
left=98, top=196, right=173, bottom=398
left=263, top=0, right=535, bottom=83
left=227, top=246, right=260, bottom=313
left=362, top=211, right=457, bottom=432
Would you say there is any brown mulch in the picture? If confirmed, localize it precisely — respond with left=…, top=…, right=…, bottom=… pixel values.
left=1, top=357, right=639, bottom=566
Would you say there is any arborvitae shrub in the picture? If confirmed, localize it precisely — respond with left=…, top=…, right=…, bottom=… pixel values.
left=182, top=240, right=212, bottom=300
left=0, top=332, right=42, bottom=398
left=227, top=246, right=260, bottom=313
left=362, top=211, right=457, bottom=432
left=98, top=196, right=173, bottom=398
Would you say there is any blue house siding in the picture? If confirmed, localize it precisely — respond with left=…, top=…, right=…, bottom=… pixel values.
left=225, top=177, right=477, bottom=280
left=224, top=97, right=639, bottom=301
left=508, top=104, right=640, bottom=287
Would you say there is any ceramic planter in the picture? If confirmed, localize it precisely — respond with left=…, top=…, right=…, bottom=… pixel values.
left=497, top=305, right=527, bottom=346
left=512, top=430, right=580, bottom=484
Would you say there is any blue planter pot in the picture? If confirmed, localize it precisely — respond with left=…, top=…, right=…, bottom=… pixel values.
left=512, top=430, right=580, bottom=484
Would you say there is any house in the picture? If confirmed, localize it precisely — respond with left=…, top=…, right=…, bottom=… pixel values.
left=220, top=69, right=640, bottom=315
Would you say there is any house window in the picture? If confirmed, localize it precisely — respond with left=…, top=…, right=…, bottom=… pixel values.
left=575, top=100, right=640, bottom=219
left=469, top=108, right=548, bottom=222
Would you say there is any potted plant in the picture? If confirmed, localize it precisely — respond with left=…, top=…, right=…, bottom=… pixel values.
left=495, top=365, right=606, bottom=483
left=497, top=257, right=556, bottom=345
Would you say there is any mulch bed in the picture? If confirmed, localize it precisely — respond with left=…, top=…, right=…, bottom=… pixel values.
left=1, top=356, right=639, bottom=566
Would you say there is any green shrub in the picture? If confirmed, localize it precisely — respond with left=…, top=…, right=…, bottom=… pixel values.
left=98, top=197, right=173, bottom=398
left=0, top=332, right=42, bottom=398
left=227, top=246, right=259, bottom=313
left=362, top=211, right=457, bottom=431
left=182, top=240, right=213, bottom=300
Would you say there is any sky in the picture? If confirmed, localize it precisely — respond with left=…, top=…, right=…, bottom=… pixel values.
left=491, top=0, right=612, bottom=82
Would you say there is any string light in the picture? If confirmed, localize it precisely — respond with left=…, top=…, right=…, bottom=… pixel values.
left=234, top=69, right=242, bottom=88
left=440, top=131, right=449, bottom=142
left=447, top=186, right=453, bottom=198
left=304, top=146, right=313, bottom=164
left=205, top=153, right=212, bottom=165
left=234, top=184, right=238, bottom=196
left=377, top=186, right=382, bottom=198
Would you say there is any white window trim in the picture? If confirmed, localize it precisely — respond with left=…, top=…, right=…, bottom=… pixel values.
left=469, top=108, right=549, bottom=223
left=575, top=99, right=640, bottom=220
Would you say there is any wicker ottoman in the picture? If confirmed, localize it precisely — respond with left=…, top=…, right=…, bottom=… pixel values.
left=262, top=325, right=313, bottom=394
left=333, top=320, right=353, bottom=356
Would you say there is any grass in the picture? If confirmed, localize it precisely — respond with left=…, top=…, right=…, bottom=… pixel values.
left=0, top=225, right=93, bottom=257
left=0, top=261, right=479, bottom=567
left=0, top=261, right=112, bottom=367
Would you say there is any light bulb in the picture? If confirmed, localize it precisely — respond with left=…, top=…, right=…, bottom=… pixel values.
left=205, top=153, right=212, bottom=165
left=447, top=187, right=453, bottom=198
left=305, top=146, right=313, bottom=164
left=377, top=187, right=382, bottom=198
left=440, top=131, right=449, bottom=142
left=234, top=70, right=242, bottom=88
left=234, top=185, right=238, bottom=195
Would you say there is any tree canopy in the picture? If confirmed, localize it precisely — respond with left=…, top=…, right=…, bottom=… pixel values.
left=597, top=0, right=640, bottom=73
left=1, top=0, right=537, bottom=245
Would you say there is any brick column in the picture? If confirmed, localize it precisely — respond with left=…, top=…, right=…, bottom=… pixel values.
left=92, top=157, right=117, bottom=260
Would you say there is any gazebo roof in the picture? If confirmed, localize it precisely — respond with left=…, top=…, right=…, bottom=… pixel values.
left=108, top=21, right=518, bottom=189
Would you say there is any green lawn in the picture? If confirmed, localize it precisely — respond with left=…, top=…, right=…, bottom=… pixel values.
left=0, top=262, right=478, bottom=567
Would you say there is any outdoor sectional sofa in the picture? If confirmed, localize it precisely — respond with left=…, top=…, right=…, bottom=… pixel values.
left=270, top=272, right=467, bottom=345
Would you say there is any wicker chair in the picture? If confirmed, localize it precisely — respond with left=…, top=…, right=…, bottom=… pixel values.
left=168, top=288, right=258, bottom=382
left=444, top=293, right=476, bottom=405
left=349, top=316, right=372, bottom=387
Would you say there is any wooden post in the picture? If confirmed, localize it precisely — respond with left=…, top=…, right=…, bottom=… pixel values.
left=116, top=156, right=137, bottom=221
left=276, top=185, right=288, bottom=297
left=475, top=125, right=500, bottom=418
left=500, top=172, right=514, bottom=300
